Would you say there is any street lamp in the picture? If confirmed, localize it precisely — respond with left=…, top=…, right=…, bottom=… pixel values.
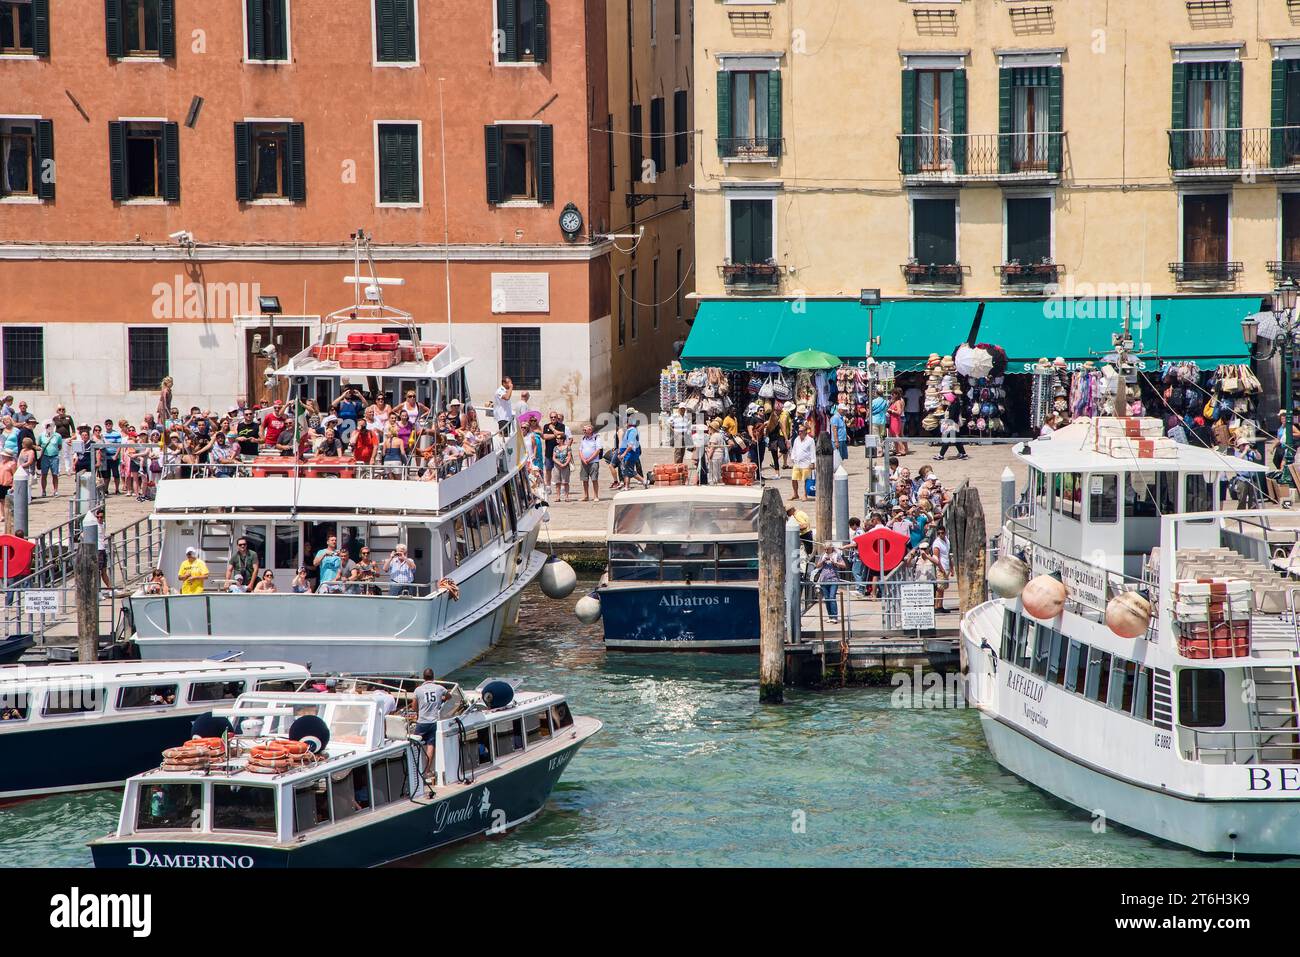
left=1246, top=279, right=1300, bottom=455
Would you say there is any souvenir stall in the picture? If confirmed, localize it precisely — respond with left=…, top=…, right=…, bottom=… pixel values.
left=952, top=343, right=1012, bottom=438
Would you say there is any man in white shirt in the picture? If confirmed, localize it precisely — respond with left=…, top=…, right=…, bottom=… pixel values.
left=669, top=405, right=692, bottom=464
left=493, top=377, right=514, bottom=432
left=411, top=668, right=448, bottom=780
left=903, top=385, right=924, bottom=436
left=513, top=391, right=533, bottom=418
left=789, top=423, right=817, bottom=501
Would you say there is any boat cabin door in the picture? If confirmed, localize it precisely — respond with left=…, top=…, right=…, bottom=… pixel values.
left=407, top=526, right=433, bottom=591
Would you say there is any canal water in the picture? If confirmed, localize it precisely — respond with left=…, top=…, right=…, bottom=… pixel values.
left=0, top=586, right=1273, bottom=868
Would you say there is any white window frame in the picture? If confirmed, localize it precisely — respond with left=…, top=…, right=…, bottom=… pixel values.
left=116, top=115, right=169, bottom=206
left=372, top=119, right=424, bottom=209
left=370, top=0, right=420, bottom=68
left=492, top=119, right=544, bottom=208
left=907, top=189, right=961, bottom=263
left=492, top=0, right=541, bottom=69
left=723, top=186, right=779, bottom=264
left=1177, top=186, right=1234, bottom=265
left=1172, top=43, right=1243, bottom=64
left=242, top=0, right=293, bottom=65
left=1001, top=188, right=1055, bottom=264
left=0, top=114, right=44, bottom=204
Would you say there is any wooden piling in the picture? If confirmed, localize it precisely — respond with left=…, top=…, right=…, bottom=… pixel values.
left=948, top=480, right=988, bottom=618
left=814, top=432, right=834, bottom=546
left=758, top=485, right=786, bottom=703
left=76, top=518, right=99, bottom=663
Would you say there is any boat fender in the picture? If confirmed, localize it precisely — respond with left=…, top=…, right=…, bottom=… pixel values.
left=191, top=714, right=234, bottom=740
left=987, top=555, right=1030, bottom=599
left=575, top=592, right=602, bottom=624
left=1021, top=572, right=1067, bottom=620
left=480, top=680, right=515, bottom=709
left=539, top=556, right=577, bottom=599
left=289, top=715, right=331, bottom=754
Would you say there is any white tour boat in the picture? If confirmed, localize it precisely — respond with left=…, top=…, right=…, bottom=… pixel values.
left=957, top=411, right=1300, bottom=855
left=127, top=247, right=546, bottom=676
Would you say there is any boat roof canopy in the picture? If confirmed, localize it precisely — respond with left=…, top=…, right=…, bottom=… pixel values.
left=609, top=486, right=764, bottom=537
left=1015, top=418, right=1268, bottom=475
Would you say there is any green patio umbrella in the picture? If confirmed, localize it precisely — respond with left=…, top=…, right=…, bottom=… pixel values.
left=779, top=348, right=841, bottom=370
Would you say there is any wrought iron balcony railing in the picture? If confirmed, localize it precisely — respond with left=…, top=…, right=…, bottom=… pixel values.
left=721, top=261, right=781, bottom=290
left=1267, top=261, right=1300, bottom=283
left=897, top=131, right=1063, bottom=181
left=997, top=261, right=1061, bottom=287
left=1168, top=261, right=1243, bottom=284
left=901, top=262, right=965, bottom=287
left=717, top=136, right=783, bottom=160
left=1168, top=127, right=1300, bottom=174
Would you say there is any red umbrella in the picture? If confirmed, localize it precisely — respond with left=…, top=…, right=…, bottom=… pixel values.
left=855, top=526, right=909, bottom=573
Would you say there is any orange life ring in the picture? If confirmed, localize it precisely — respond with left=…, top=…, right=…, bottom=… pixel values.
left=189, top=737, right=225, bottom=750
left=274, top=740, right=310, bottom=754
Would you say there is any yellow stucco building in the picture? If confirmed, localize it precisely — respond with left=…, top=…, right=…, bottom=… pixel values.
left=685, top=0, right=1298, bottom=394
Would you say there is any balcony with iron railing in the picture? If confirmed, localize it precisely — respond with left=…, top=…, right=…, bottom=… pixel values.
left=1168, top=260, right=1244, bottom=285
left=997, top=259, right=1060, bottom=290
left=717, top=136, right=783, bottom=161
left=901, top=261, right=965, bottom=290
left=1168, top=126, right=1300, bottom=176
left=898, top=131, right=1064, bottom=183
left=1267, top=261, right=1300, bottom=283
left=721, top=260, right=781, bottom=292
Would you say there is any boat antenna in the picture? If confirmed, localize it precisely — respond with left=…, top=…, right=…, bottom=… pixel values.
left=438, top=77, right=453, bottom=347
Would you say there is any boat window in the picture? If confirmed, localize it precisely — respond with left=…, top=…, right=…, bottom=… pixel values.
left=717, top=541, right=759, bottom=580
left=1124, top=472, right=1177, bottom=517
left=464, top=506, right=482, bottom=551
left=1046, top=630, right=1067, bottom=685
left=42, top=685, right=104, bottom=717
left=1084, top=649, right=1111, bottom=702
left=690, top=503, right=760, bottom=535
left=502, top=482, right=519, bottom=535
left=1031, top=625, right=1052, bottom=677
left=1064, top=640, right=1086, bottom=693
left=255, top=679, right=303, bottom=693
left=1184, top=474, right=1213, bottom=521
left=371, top=755, right=409, bottom=807
left=1107, top=658, right=1137, bottom=712
left=117, top=683, right=178, bottom=710
left=513, top=471, right=533, bottom=511
left=523, top=708, right=552, bottom=746
left=293, top=777, right=331, bottom=834
left=1133, top=668, right=1153, bottom=723
left=1031, top=468, right=1048, bottom=514
left=1000, top=610, right=1016, bottom=660
left=613, top=501, right=691, bottom=536
left=1013, top=614, right=1033, bottom=668
left=552, top=701, right=574, bottom=729
left=331, top=704, right=371, bottom=745
left=188, top=680, right=246, bottom=703
left=136, top=782, right=203, bottom=831
left=494, top=718, right=524, bottom=758
left=609, top=541, right=661, bottom=581
left=1052, top=472, right=1082, bottom=521
left=212, top=784, right=277, bottom=834
left=660, top=541, right=717, bottom=583
left=1088, top=474, right=1118, bottom=524
left=275, top=525, right=300, bottom=571
left=471, top=726, right=493, bottom=766
left=1178, top=669, right=1226, bottom=728
left=454, top=517, right=469, bottom=564
left=0, top=691, right=29, bottom=721
left=331, top=765, right=372, bottom=820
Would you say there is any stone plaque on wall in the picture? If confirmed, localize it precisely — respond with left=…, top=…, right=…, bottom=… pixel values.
left=491, top=273, right=550, bottom=313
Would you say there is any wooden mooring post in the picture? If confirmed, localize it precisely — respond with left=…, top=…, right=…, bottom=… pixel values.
left=759, top=485, right=786, bottom=703
left=76, top=517, right=99, bottom=663
left=814, top=432, right=834, bottom=547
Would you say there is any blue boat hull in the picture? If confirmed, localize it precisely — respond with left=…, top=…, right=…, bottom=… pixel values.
left=0, top=712, right=198, bottom=800
left=599, top=584, right=760, bottom=651
left=90, top=738, right=589, bottom=868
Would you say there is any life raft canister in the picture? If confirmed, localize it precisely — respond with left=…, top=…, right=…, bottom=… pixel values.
left=0, top=534, right=34, bottom=578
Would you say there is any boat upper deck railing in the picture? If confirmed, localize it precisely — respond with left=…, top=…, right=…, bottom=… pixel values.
left=1179, top=727, right=1300, bottom=766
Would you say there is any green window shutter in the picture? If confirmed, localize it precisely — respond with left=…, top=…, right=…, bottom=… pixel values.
left=234, top=122, right=252, bottom=201
left=158, top=0, right=175, bottom=57
left=35, top=120, right=54, bottom=200
left=998, top=68, right=1013, bottom=174
left=288, top=123, right=306, bottom=201
left=1272, top=59, right=1286, bottom=169
left=105, top=0, right=123, bottom=57
left=951, top=69, right=967, bottom=176
left=1171, top=62, right=1187, bottom=170
left=1047, top=66, right=1063, bottom=174
left=537, top=125, right=554, bottom=204
left=650, top=98, right=665, bottom=173
left=397, top=0, right=416, bottom=61
left=400, top=127, right=418, bottom=201
left=1226, top=60, right=1242, bottom=170
left=108, top=121, right=127, bottom=201
left=246, top=0, right=264, bottom=60
left=497, top=0, right=517, bottom=61
left=630, top=104, right=642, bottom=174
left=376, top=0, right=395, bottom=61
left=533, top=0, right=548, bottom=64
left=753, top=200, right=773, bottom=261
left=767, top=69, right=782, bottom=157
left=717, top=70, right=732, bottom=157
left=32, top=0, right=49, bottom=56
left=162, top=122, right=180, bottom=202
left=900, top=69, right=916, bottom=174
left=484, top=125, right=503, bottom=204
left=731, top=201, right=752, bottom=263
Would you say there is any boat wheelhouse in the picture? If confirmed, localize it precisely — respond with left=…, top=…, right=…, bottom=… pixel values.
left=0, top=660, right=309, bottom=800
left=128, top=250, right=546, bottom=676
left=596, top=486, right=761, bottom=650
left=958, top=415, right=1300, bottom=855
left=90, top=682, right=600, bottom=868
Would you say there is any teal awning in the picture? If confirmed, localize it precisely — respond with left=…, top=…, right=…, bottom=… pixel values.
left=681, top=299, right=981, bottom=372
left=974, top=296, right=1263, bottom=372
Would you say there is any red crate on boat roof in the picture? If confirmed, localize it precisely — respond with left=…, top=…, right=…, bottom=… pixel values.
left=376, top=333, right=400, bottom=349
left=420, top=344, right=444, bottom=361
